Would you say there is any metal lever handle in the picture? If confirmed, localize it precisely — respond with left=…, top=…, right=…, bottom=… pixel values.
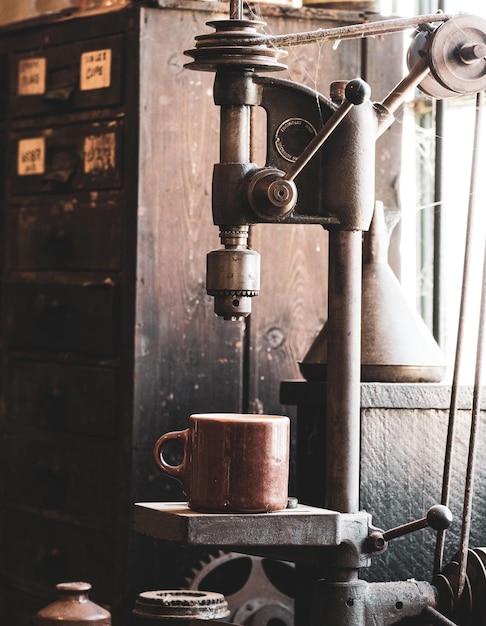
left=247, top=78, right=371, bottom=221
left=283, top=77, right=371, bottom=182
left=367, top=504, right=453, bottom=552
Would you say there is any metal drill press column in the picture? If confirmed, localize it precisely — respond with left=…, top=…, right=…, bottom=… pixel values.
left=326, top=229, right=362, bottom=516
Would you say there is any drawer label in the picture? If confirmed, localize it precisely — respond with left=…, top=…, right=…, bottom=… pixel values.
left=17, top=138, right=45, bottom=176
left=84, top=133, right=116, bottom=174
left=18, top=57, right=46, bottom=95
left=80, top=49, right=112, bottom=91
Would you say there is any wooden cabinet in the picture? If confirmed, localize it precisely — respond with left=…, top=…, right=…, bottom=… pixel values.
left=0, top=4, right=402, bottom=625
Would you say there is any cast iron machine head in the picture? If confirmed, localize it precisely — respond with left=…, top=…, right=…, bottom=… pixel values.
left=185, top=10, right=486, bottom=321
left=182, top=8, right=486, bottom=626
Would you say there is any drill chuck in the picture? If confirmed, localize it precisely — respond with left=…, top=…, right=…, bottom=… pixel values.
left=206, top=247, right=260, bottom=320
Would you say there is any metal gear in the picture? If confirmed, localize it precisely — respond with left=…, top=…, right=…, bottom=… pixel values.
left=184, top=550, right=294, bottom=626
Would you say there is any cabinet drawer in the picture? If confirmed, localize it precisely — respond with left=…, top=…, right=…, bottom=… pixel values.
left=4, top=281, right=120, bottom=354
left=10, top=34, right=124, bottom=117
left=9, top=198, right=122, bottom=271
left=7, top=359, right=118, bottom=438
left=2, top=434, right=117, bottom=523
left=0, top=510, right=116, bottom=601
left=10, top=119, right=123, bottom=195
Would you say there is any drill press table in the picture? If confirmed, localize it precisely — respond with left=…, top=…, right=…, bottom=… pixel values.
left=134, top=502, right=371, bottom=566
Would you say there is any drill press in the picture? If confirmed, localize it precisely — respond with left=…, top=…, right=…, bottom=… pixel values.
left=135, top=7, right=486, bottom=625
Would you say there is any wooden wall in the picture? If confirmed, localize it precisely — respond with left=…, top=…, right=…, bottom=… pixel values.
left=130, top=3, right=406, bottom=598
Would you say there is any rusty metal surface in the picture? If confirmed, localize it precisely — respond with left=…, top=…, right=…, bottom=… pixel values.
left=325, top=229, right=362, bottom=515
left=132, top=590, right=230, bottom=621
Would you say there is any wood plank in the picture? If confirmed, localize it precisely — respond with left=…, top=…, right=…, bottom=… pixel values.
left=133, top=7, right=245, bottom=503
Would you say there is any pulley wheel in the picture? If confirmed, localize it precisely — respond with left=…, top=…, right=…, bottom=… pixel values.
left=428, top=15, right=486, bottom=95
left=433, top=548, right=486, bottom=624
left=407, top=30, right=457, bottom=99
left=184, top=20, right=287, bottom=72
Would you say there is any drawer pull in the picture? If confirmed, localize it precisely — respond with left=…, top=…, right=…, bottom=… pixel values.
left=38, top=385, right=62, bottom=404
left=36, top=458, right=69, bottom=509
left=38, top=544, right=68, bottom=582
left=35, top=293, right=65, bottom=316
left=42, top=168, right=75, bottom=185
left=49, top=229, right=68, bottom=243
left=43, top=382, right=64, bottom=425
left=44, top=84, right=75, bottom=102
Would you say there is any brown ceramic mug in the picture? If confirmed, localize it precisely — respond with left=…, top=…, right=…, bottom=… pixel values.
left=153, top=413, right=290, bottom=513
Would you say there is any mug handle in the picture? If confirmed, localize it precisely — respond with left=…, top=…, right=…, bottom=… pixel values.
left=153, top=429, right=189, bottom=480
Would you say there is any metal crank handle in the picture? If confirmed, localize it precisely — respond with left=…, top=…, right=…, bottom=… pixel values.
left=283, top=77, right=371, bottom=182
left=366, top=504, right=453, bottom=552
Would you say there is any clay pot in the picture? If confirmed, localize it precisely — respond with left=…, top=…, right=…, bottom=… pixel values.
left=35, top=582, right=111, bottom=626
